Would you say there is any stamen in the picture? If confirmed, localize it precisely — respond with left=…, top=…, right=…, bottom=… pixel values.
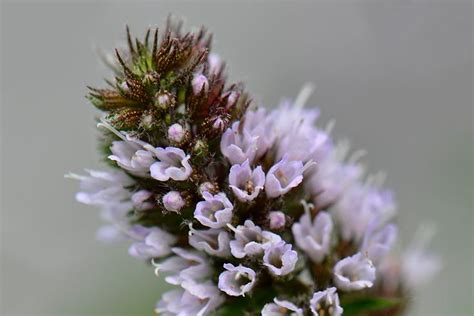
left=97, top=118, right=128, bottom=141
left=294, top=83, right=315, bottom=109
left=301, top=200, right=314, bottom=218
left=325, top=119, right=336, bottom=135
left=226, top=223, right=250, bottom=242
left=348, top=149, right=367, bottom=164
left=302, top=160, right=317, bottom=174
left=64, top=172, right=86, bottom=181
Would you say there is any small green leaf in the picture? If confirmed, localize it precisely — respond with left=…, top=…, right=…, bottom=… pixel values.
left=341, top=296, right=401, bottom=315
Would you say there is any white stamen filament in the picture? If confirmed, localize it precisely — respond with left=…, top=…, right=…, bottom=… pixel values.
left=97, top=118, right=128, bottom=141
left=294, top=83, right=315, bottom=109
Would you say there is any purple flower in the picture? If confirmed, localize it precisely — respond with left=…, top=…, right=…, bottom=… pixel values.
left=108, top=135, right=155, bottom=177
left=154, top=247, right=212, bottom=286
left=401, top=224, right=442, bottom=288
left=149, top=146, right=192, bottom=181
left=263, top=241, right=298, bottom=276
left=95, top=225, right=127, bottom=244
left=334, top=184, right=396, bottom=242
left=73, top=169, right=133, bottom=206
left=261, top=298, right=303, bottom=316
left=333, top=252, right=376, bottom=291
left=361, top=222, right=398, bottom=266
left=194, top=192, right=233, bottom=229
left=128, top=227, right=176, bottom=260
left=305, top=143, right=363, bottom=207
left=155, top=283, right=224, bottom=316
left=218, top=263, right=256, bottom=297
left=162, top=191, right=186, bottom=213
left=220, top=121, right=259, bottom=165
left=188, top=225, right=231, bottom=258
left=228, top=220, right=281, bottom=258
left=229, top=160, right=265, bottom=202
left=131, top=190, right=154, bottom=211
left=268, top=211, right=286, bottom=230
left=265, top=155, right=312, bottom=198
left=292, top=203, right=333, bottom=263
left=309, top=287, right=343, bottom=316
left=242, top=108, right=275, bottom=158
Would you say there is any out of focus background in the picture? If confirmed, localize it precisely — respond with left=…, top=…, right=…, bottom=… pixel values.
left=1, top=1, right=472, bottom=315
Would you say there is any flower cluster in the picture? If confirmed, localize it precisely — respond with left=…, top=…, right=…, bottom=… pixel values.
left=70, top=21, right=440, bottom=315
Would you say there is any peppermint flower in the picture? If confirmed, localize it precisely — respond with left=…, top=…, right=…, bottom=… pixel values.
left=128, top=227, right=176, bottom=260
left=73, top=169, right=133, bottom=206
left=266, top=155, right=313, bottom=198
left=261, top=298, right=303, bottom=316
left=309, top=287, right=343, bottom=316
left=220, top=121, right=259, bottom=165
left=229, top=160, right=265, bottom=202
left=218, top=263, right=256, bottom=297
left=333, top=252, right=376, bottom=291
left=131, top=190, right=154, bottom=210
left=109, top=137, right=155, bottom=177
left=228, top=220, right=281, bottom=258
left=74, top=23, right=437, bottom=316
left=155, top=247, right=212, bottom=285
left=263, top=241, right=298, bottom=276
left=155, top=284, right=224, bottom=316
left=292, top=203, right=333, bottom=263
left=188, top=226, right=231, bottom=258
left=194, top=192, right=233, bottom=229
left=149, top=146, right=192, bottom=181
left=361, top=222, right=398, bottom=266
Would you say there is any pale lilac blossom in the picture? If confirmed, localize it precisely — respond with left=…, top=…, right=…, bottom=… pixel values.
left=292, top=204, right=333, bottom=263
left=131, top=190, right=154, bottom=210
left=229, top=160, right=265, bottom=202
left=265, top=155, right=313, bottom=198
left=73, top=169, right=133, bottom=206
left=261, top=298, right=303, bottom=316
left=194, top=192, right=233, bottom=229
left=333, top=252, right=376, bottom=291
left=220, top=121, right=259, bottom=165
left=218, top=263, right=256, bottom=297
left=229, top=220, right=281, bottom=258
left=188, top=225, right=231, bottom=258
left=149, top=146, right=192, bottom=181
left=108, top=135, right=155, bottom=176
left=128, top=227, right=176, bottom=260
left=309, top=287, right=343, bottom=316
left=263, top=241, right=298, bottom=276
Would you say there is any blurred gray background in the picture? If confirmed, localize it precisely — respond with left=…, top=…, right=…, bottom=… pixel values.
left=1, top=1, right=472, bottom=315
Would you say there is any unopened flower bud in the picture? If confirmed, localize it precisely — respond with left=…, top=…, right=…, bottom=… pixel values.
left=192, top=74, right=209, bottom=95
left=199, top=182, right=217, bottom=196
left=269, top=211, right=286, bottom=230
left=211, top=116, right=227, bottom=133
left=208, top=53, right=222, bottom=75
left=193, top=139, right=208, bottom=157
left=225, top=91, right=239, bottom=109
left=162, top=191, right=185, bottom=213
left=142, top=72, right=155, bottom=86
left=167, top=123, right=186, bottom=143
left=155, top=91, right=175, bottom=110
